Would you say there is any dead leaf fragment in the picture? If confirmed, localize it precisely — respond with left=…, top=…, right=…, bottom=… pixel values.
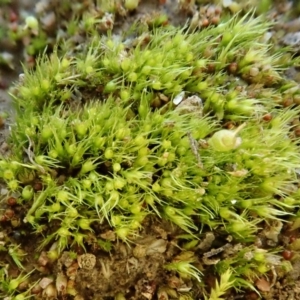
left=262, top=220, right=283, bottom=242
left=255, top=278, right=271, bottom=292
left=56, top=272, right=68, bottom=295
left=146, top=239, right=167, bottom=255
left=39, top=277, right=53, bottom=289
left=38, top=251, right=49, bottom=266
left=174, top=95, right=203, bottom=115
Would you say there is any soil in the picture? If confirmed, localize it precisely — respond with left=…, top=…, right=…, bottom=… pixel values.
left=1, top=0, right=300, bottom=300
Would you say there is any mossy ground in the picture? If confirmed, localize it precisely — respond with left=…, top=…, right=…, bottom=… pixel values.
left=1, top=1, right=300, bottom=300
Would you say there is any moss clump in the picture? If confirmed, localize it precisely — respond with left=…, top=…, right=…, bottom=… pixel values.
left=13, top=13, right=300, bottom=121
left=1, top=10, right=300, bottom=299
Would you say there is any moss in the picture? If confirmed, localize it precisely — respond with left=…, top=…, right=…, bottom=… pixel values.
left=1, top=7, right=300, bottom=299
